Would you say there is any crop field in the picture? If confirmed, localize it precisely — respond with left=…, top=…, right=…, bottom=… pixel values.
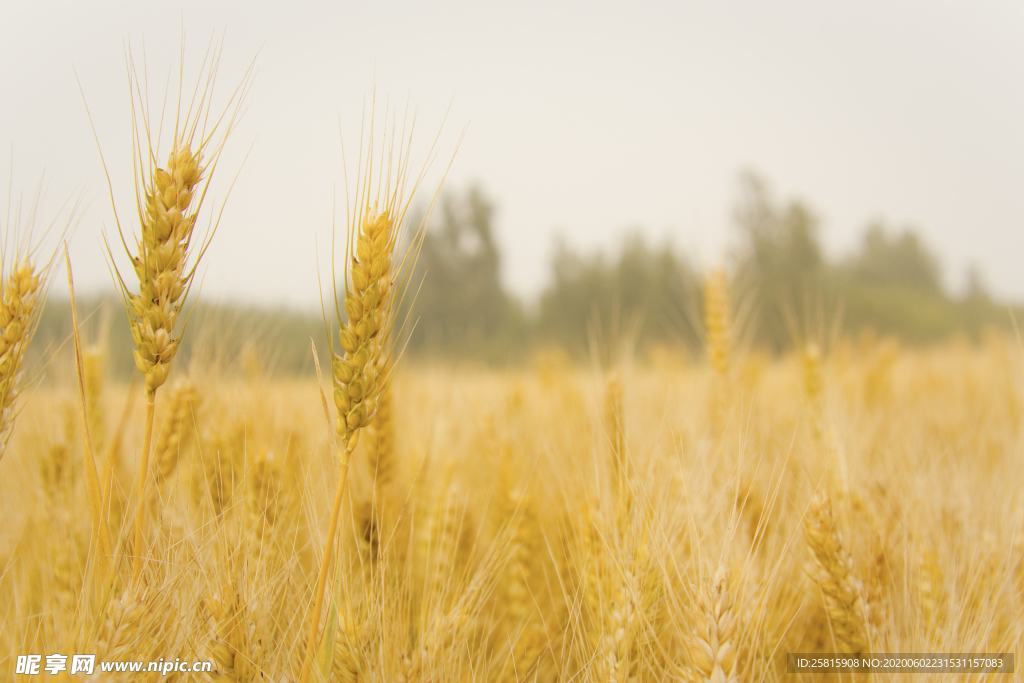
left=1, top=46, right=1023, bottom=683
left=1, top=324, right=1023, bottom=681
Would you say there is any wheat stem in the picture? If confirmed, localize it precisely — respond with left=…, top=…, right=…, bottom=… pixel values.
left=101, top=375, right=137, bottom=523
left=131, top=387, right=156, bottom=583
left=299, top=432, right=359, bottom=683
left=65, top=250, right=113, bottom=578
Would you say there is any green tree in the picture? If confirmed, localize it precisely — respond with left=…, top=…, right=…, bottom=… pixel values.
left=849, top=223, right=943, bottom=295
left=538, top=233, right=699, bottom=357
left=733, top=173, right=826, bottom=352
left=837, top=223, right=993, bottom=342
left=402, top=186, right=526, bottom=362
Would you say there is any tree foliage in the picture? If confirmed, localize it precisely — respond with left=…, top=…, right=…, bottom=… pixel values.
left=733, top=172, right=827, bottom=351
left=402, top=186, right=527, bottom=362
left=33, top=179, right=1017, bottom=375
left=538, top=234, right=700, bottom=356
left=848, top=223, right=943, bottom=295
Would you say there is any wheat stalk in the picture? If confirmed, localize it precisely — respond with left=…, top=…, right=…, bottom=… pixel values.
left=704, top=268, right=731, bottom=438
left=65, top=253, right=115, bottom=580
left=83, top=345, right=107, bottom=453
left=803, top=342, right=825, bottom=445
left=705, top=268, right=730, bottom=381
left=604, top=374, right=627, bottom=499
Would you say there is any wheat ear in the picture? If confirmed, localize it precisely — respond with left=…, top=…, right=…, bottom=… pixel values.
left=123, top=140, right=206, bottom=582
left=300, top=204, right=400, bottom=683
left=0, top=261, right=42, bottom=459
left=299, top=102, right=453, bottom=683
left=504, top=489, right=544, bottom=682
left=804, top=492, right=869, bottom=654
left=916, top=541, right=943, bottom=644
left=105, top=49, right=251, bottom=581
left=0, top=186, right=74, bottom=460
left=685, top=566, right=741, bottom=683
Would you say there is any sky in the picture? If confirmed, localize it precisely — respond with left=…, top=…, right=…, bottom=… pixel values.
left=2, top=0, right=1022, bottom=310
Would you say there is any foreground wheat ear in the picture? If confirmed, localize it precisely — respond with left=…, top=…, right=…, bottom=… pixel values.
left=0, top=190, right=79, bottom=461
left=102, top=45, right=252, bottom=583
left=298, top=107, right=454, bottom=683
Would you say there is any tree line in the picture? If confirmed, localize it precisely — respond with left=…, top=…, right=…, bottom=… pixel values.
left=30, top=173, right=1019, bottom=377
left=402, top=174, right=1019, bottom=363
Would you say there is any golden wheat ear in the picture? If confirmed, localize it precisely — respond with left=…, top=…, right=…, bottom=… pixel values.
left=804, top=491, right=869, bottom=654
left=91, top=39, right=253, bottom=584
left=0, top=260, right=43, bottom=461
left=299, top=101, right=456, bottom=683
left=0, top=180, right=80, bottom=462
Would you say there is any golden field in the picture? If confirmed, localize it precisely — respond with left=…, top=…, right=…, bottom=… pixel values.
left=1, top=333, right=1022, bottom=681
left=1, top=42, right=1021, bottom=683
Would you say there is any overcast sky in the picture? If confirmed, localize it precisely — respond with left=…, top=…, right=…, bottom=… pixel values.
left=2, top=1, right=1022, bottom=309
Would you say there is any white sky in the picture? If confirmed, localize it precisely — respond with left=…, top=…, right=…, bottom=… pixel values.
left=2, top=0, right=1022, bottom=309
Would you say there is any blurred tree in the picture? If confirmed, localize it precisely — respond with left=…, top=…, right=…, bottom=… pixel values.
left=33, top=295, right=325, bottom=381
left=837, top=223, right=1009, bottom=342
left=849, top=223, right=943, bottom=295
left=33, top=180, right=1019, bottom=377
left=733, top=172, right=826, bottom=352
left=538, top=233, right=699, bottom=357
left=964, top=265, right=988, bottom=302
left=402, top=186, right=527, bottom=362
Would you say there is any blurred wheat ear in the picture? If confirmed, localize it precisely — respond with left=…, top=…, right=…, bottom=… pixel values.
left=87, top=37, right=254, bottom=583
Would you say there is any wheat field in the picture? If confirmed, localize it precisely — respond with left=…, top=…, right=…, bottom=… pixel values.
left=1, top=47, right=1023, bottom=683
left=1, top=330, right=1022, bottom=681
